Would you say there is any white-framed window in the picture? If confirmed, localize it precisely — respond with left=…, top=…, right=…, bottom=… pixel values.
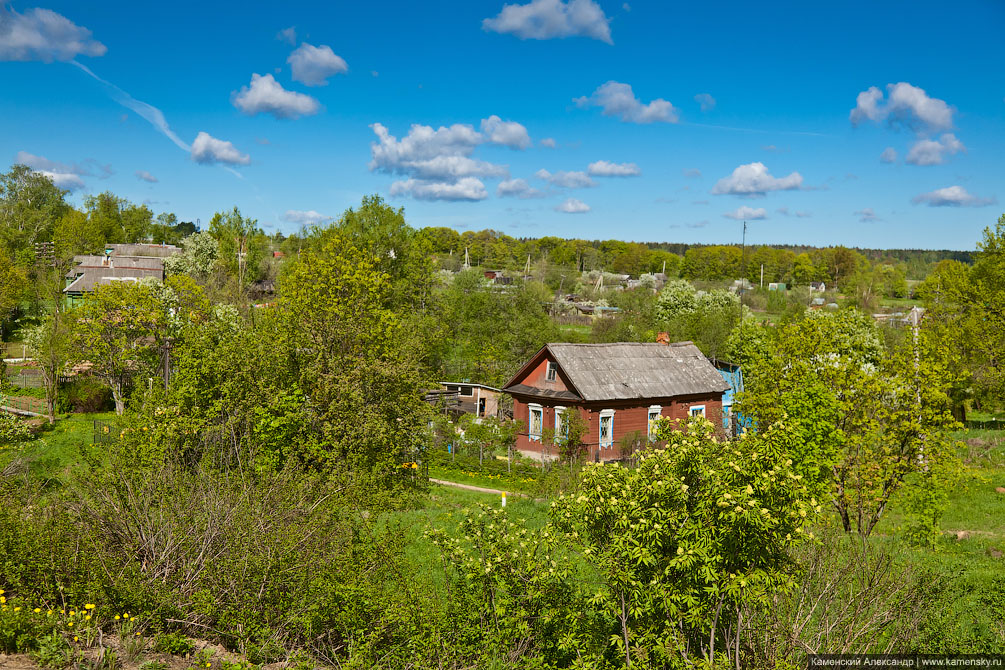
left=554, top=406, right=567, bottom=441
left=647, top=405, right=662, bottom=440
left=546, top=361, right=558, bottom=382
left=528, top=403, right=543, bottom=441
left=689, top=405, right=706, bottom=418
left=599, top=409, right=615, bottom=448
left=459, top=385, right=474, bottom=397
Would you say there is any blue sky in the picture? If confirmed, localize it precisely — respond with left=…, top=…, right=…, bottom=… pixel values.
left=2, top=0, right=1003, bottom=249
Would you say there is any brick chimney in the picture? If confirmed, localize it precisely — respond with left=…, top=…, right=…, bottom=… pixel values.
left=656, top=332, right=670, bottom=345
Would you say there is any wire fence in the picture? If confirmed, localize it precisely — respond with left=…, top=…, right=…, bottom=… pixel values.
left=6, top=372, right=44, bottom=388
left=93, top=419, right=119, bottom=444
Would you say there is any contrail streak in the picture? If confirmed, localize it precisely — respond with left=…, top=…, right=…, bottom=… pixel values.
left=70, top=60, right=191, bottom=152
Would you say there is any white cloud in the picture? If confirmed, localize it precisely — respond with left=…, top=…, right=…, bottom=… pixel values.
left=534, top=168, right=594, bottom=188
left=370, top=122, right=481, bottom=169
left=587, top=160, right=640, bottom=177
left=36, top=170, right=84, bottom=190
left=497, top=178, right=545, bottom=198
left=276, top=26, right=296, bottom=45
left=905, top=133, right=965, bottom=166
left=711, top=162, right=803, bottom=196
left=850, top=82, right=954, bottom=133
left=190, top=132, right=251, bottom=166
left=694, top=93, right=716, bottom=112
left=135, top=170, right=157, bottom=183
left=480, top=115, right=531, bottom=149
left=369, top=119, right=536, bottom=200
left=16, top=150, right=92, bottom=189
left=912, top=185, right=996, bottom=208
left=540, top=137, right=557, bottom=148
left=880, top=147, right=897, bottom=163
left=232, top=73, right=320, bottom=119
left=369, top=123, right=508, bottom=181
left=0, top=5, right=106, bottom=62
left=482, top=0, right=612, bottom=43
left=575, top=81, right=678, bottom=124
left=723, top=206, right=767, bottom=220
left=555, top=197, right=590, bottom=213
left=281, top=209, right=330, bottom=224
left=855, top=208, right=879, bottom=222
left=390, top=177, right=488, bottom=201
left=288, top=43, right=348, bottom=86
left=776, top=207, right=812, bottom=218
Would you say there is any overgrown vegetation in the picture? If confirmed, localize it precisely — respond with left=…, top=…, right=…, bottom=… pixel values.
left=0, top=166, right=1003, bottom=667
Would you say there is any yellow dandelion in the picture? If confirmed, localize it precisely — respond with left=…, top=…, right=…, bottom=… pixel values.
left=69, top=610, right=75, bottom=616
left=68, top=622, right=74, bottom=628
left=136, top=632, right=141, bottom=637
left=206, top=663, right=211, bottom=668
left=115, top=615, right=120, bottom=620
left=47, top=610, right=53, bottom=616
left=74, top=636, right=79, bottom=642
left=123, top=613, right=129, bottom=619
left=85, top=615, right=91, bottom=621
left=34, top=608, right=41, bottom=613
left=13, top=607, right=20, bottom=612
left=85, top=604, right=95, bottom=610
left=0, top=596, right=5, bottom=604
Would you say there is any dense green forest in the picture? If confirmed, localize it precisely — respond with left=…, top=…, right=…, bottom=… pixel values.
left=1, top=163, right=1005, bottom=669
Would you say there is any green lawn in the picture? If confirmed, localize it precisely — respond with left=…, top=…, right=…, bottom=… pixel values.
left=13, top=411, right=118, bottom=479
left=385, top=482, right=552, bottom=595
left=557, top=323, right=592, bottom=341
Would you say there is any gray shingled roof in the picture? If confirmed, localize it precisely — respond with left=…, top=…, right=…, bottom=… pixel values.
left=544, top=342, right=729, bottom=401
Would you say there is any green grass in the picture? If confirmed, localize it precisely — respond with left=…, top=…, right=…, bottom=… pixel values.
left=557, top=323, right=592, bottom=341
left=13, top=411, right=118, bottom=479
left=387, top=482, right=552, bottom=593
left=429, top=463, right=542, bottom=494
left=878, top=296, right=922, bottom=310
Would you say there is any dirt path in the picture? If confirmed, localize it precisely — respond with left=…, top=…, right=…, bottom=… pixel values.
left=429, top=478, right=527, bottom=497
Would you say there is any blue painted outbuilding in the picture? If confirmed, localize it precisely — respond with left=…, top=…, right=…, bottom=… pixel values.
left=710, top=359, right=749, bottom=437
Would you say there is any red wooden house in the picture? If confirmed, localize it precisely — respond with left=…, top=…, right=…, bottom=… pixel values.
left=503, top=341, right=730, bottom=462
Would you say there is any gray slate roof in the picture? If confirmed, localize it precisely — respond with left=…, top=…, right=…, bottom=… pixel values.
left=544, top=342, right=729, bottom=401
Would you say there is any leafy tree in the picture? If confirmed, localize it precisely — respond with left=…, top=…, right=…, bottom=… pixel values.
left=0, top=164, right=70, bottom=266
left=279, top=233, right=430, bottom=484
left=71, top=281, right=165, bottom=414
left=207, top=207, right=266, bottom=288
left=439, top=270, right=558, bottom=386
left=552, top=418, right=818, bottom=667
left=163, top=232, right=220, bottom=278
left=333, top=195, right=436, bottom=312
left=0, top=253, right=26, bottom=325
left=738, top=308, right=959, bottom=536
left=24, top=312, right=70, bottom=422
left=655, top=280, right=743, bottom=359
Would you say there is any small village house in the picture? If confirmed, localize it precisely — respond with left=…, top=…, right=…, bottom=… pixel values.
left=63, top=243, right=181, bottom=306
left=503, top=341, right=730, bottom=462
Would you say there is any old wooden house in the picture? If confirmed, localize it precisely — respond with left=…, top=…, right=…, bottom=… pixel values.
left=503, top=341, right=729, bottom=462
